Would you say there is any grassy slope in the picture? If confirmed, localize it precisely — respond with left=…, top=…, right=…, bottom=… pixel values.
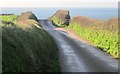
left=51, top=16, right=62, bottom=26
left=1, top=14, right=60, bottom=72
left=67, top=16, right=119, bottom=58
left=0, top=15, right=17, bottom=22
left=68, top=24, right=119, bottom=58
left=51, top=16, right=66, bottom=27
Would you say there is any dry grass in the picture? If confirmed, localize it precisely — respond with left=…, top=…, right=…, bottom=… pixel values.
left=70, top=16, right=118, bottom=31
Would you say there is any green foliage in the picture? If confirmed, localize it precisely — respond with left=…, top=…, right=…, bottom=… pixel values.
left=51, top=16, right=65, bottom=27
left=2, top=15, right=60, bottom=72
left=0, top=15, right=17, bottom=22
left=68, top=24, right=119, bottom=58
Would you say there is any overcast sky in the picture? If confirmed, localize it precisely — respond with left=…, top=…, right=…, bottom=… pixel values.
left=0, top=0, right=119, bottom=8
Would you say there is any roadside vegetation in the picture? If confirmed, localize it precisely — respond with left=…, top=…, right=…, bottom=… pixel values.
left=51, top=16, right=65, bottom=27
left=0, top=15, right=17, bottom=22
left=1, top=12, right=60, bottom=72
left=68, top=23, right=119, bottom=58
left=67, top=16, right=119, bottom=58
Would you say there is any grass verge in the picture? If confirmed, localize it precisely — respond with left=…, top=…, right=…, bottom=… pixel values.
left=1, top=14, right=60, bottom=72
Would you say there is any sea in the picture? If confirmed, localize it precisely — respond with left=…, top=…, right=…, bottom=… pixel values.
left=0, top=8, right=118, bottom=20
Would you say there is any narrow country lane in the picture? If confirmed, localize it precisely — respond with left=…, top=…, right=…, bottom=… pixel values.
left=39, top=20, right=118, bottom=72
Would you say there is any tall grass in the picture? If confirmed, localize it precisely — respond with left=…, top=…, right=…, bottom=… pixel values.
left=1, top=15, right=60, bottom=72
